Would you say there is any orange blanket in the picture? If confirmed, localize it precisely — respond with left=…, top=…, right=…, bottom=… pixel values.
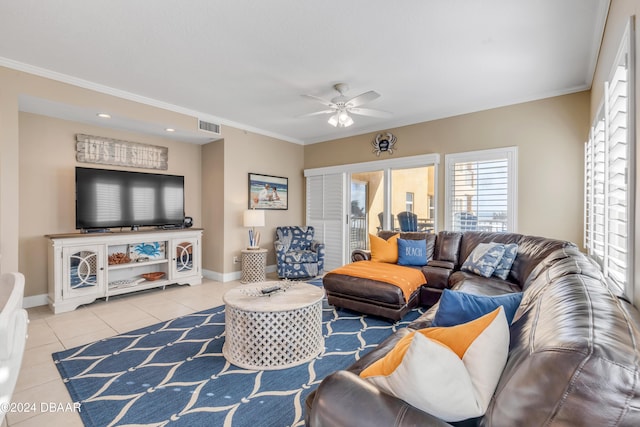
left=329, top=260, right=426, bottom=302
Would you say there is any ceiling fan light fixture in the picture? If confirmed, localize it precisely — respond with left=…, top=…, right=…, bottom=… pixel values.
left=328, top=110, right=354, bottom=128
left=308, top=83, right=385, bottom=128
left=339, top=113, right=354, bottom=127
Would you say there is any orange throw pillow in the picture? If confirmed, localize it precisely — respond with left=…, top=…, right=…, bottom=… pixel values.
left=369, top=233, right=400, bottom=263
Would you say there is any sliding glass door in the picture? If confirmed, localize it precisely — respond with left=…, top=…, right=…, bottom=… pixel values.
left=306, top=153, right=439, bottom=267
left=350, top=171, right=384, bottom=251
left=391, top=166, right=435, bottom=233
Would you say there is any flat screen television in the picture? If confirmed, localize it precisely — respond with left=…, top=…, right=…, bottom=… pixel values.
left=76, top=167, right=185, bottom=230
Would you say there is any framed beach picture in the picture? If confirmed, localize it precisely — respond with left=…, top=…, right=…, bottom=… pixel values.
left=248, top=173, right=288, bottom=210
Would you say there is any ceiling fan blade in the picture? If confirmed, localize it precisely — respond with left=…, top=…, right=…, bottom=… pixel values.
left=298, top=109, right=336, bottom=118
left=348, top=107, right=392, bottom=118
left=346, top=90, right=380, bottom=107
left=302, top=94, right=336, bottom=107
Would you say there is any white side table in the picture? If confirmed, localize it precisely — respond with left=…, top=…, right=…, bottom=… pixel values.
left=241, top=248, right=267, bottom=283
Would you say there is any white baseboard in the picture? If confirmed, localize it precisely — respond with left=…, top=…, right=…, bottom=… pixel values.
left=203, top=264, right=277, bottom=283
left=23, top=264, right=278, bottom=309
left=202, top=269, right=240, bottom=282
left=23, top=294, right=48, bottom=309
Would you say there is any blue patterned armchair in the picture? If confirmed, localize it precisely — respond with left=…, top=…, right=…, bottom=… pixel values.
left=275, top=226, right=325, bottom=279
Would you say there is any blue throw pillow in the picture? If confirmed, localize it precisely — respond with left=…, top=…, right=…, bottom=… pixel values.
left=461, top=243, right=506, bottom=278
left=432, top=289, right=523, bottom=327
left=493, top=243, right=518, bottom=280
left=397, top=238, right=428, bottom=266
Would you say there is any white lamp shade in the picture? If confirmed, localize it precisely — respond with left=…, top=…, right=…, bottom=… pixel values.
left=244, top=209, right=265, bottom=227
left=328, top=111, right=354, bottom=128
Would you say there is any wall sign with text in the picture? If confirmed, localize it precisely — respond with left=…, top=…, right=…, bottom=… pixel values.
left=76, top=134, right=168, bottom=170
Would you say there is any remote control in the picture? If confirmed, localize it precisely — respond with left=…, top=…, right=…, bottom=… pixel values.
left=261, top=285, right=281, bottom=294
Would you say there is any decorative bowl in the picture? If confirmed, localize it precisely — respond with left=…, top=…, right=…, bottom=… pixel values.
left=142, top=272, right=166, bottom=281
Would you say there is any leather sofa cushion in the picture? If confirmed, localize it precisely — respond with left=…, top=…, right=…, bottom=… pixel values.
left=323, top=273, right=414, bottom=306
left=419, top=265, right=452, bottom=290
left=306, top=370, right=452, bottom=427
left=426, top=260, right=454, bottom=269
left=449, top=271, right=521, bottom=294
left=434, top=231, right=462, bottom=264
left=508, top=235, right=574, bottom=288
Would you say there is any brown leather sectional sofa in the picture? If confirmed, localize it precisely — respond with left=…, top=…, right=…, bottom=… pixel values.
left=308, top=231, right=640, bottom=426
left=323, top=230, right=571, bottom=320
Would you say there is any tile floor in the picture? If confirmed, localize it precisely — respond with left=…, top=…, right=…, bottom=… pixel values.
left=4, top=277, right=245, bottom=427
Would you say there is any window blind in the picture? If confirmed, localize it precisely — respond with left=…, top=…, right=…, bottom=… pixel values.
left=445, top=148, right=516, bottom=233
left=584, top=18, right=634, bottom=297
left=585, top=112, right=606, bottom=266
left=306, top=173, right=346, bottom=272
left=606, top=63, right=629, bottom=289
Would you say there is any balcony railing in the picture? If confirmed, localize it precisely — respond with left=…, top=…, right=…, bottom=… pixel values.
left=350, top=216, right=367, bottom=251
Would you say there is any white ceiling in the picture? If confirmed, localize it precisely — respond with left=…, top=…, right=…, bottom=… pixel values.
left=0, top=0, right=609, bottom=145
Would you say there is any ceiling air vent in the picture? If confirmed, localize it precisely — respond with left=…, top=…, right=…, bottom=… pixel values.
left=198, top=119, right=221, bottom=135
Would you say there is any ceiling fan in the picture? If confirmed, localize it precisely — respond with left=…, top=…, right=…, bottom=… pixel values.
left=301, top=83, right=391, bottom=128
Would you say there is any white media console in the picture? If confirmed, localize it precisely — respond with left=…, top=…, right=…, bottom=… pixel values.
left=47, top=228, right=203, bottom=313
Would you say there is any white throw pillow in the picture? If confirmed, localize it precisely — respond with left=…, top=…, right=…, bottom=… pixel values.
left=360, top=307, right=509, bottom=422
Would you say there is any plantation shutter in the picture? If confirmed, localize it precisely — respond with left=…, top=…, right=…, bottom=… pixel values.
left=584, top=18, right=634, bottom=297
left=585, top=111, right=606, bottom=266
left=605, top=54, right=630, bottom=290
left=306, top=173, right=346, bottom=271
left=445, top=148, right=516, bottom=233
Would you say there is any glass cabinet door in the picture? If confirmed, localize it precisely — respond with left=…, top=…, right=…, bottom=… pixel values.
left=172, top=239, right=198, bottom=278
left=62, top=245, right=104, bottom=297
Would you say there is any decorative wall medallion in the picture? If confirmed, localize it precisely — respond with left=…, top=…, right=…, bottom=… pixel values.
left=76, top=134, right=168, bottom=170
left=372, top=132, right=397, bottom=156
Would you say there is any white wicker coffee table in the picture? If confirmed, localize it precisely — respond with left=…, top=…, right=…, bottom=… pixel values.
left=222, top=281, right=324, bottom=370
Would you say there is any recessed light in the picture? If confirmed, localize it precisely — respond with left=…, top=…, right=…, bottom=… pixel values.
left=165, top=128, right=176, bottom=132
left=96, top=113, right=111, bottom=119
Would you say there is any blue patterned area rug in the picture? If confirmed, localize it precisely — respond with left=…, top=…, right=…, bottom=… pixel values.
left=53, top=299, right=423, bottom=427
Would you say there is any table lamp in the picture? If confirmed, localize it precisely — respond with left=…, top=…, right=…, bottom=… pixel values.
left=243, top=209, right=265, bottom=249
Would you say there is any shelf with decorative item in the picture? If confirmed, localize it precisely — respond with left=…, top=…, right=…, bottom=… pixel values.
left=107, top=258, right=169, bottom=271
left=107, top=277, right=171, bottom=298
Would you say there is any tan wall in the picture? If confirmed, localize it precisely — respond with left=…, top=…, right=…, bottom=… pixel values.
left=590, top=0, right=640, bottom=307
left=305, top=91, right=590, bottom=245
left=201, top=140, right=225, bottom=273
left=18, top=112, right=202, bottom=297
left=218, top=126, right=305, bottom=275
left=0, top=76, right=20, bottom=275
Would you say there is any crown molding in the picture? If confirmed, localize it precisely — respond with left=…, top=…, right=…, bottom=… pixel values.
left=0, top=57, right=305, bottom=145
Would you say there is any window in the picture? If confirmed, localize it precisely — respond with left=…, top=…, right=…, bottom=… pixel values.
left=584, top=19, right=635, bottom=297
left=405, top=192, right=414, bottom=212
left=445, top=147, right=517, bottom=232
